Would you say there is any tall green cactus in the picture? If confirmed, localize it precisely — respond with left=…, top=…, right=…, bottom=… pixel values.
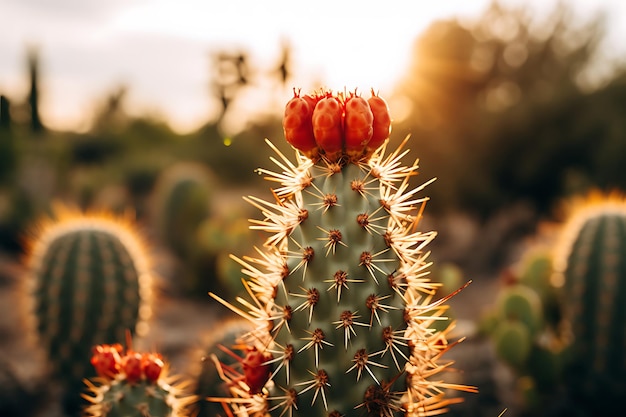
left=210, top=89, right=474, bottom=417
left=553, top=193, right=626, bottom=412
left=24, top=205, right=153, bottom=410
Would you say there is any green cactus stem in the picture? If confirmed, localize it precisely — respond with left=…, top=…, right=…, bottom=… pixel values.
left=553, top=192, right=626, bottom=411
left=209, top=110, right=476, bottom=417
left=23, top=205, right=153, bottom=403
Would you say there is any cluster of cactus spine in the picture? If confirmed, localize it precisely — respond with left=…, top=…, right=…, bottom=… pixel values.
left=552, top=192, right=626, bottom=412
left=83, top=335, right=195, bottom=417
left=23, top=204, right=153, bottom=405
left=209, top=88, right=475, bottom=417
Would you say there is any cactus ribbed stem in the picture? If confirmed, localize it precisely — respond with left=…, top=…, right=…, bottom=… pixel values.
left=209, top=89, right=475, bottom=417
left=24, top=205, right=153, bottom=399
left=553, top=193, right=626, bottom=410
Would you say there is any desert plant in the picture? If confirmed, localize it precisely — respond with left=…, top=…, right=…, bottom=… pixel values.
left=23, top=204, right=153, bottom=412
left=552, top=192, right=626, bottom=414
left=196, top=318, right=254, bottom=417
left=84, top=338, right=195, bottom=417
left=209, top=89, right=475, bottom=416
left=150, top=162, right=214, bottom=258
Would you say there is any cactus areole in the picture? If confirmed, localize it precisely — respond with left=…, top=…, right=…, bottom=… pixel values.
left=210, top=89, right=474, bottom=417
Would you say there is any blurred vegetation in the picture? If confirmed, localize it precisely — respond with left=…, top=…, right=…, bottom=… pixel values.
left=394, top=1, right=625, bottom=221
left=0, top=1, right=625, bottom=269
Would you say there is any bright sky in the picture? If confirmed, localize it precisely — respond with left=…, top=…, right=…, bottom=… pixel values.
left=1, top=0, right=625, bottom=133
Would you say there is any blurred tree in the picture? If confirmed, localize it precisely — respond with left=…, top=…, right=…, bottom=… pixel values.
left=0, top=95, right=10, bottom=129
left=393, top=1, right=623, bottom=220
left=210, top=50, right=250, bottom=118
left=274, top=39, right=292, bottom=86
left=27, top=48, right=44, bottom=133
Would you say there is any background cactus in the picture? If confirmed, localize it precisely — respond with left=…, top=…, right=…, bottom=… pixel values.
left=479, top=245, right=566, bottom=414
left=151, top=162, right=214, bottom=258
left=84, top=340, right=195, bottom=417
left=210, top=89, right=475, bottom=417
left=196, top=317, right=255, bottom=417
left=150, top=162, right=216, bottom=295
left=23, top=205, right=153, bottom=413
left=481, top=193, right=626, bottom=415
left=552, top=192, right=626, bottom=415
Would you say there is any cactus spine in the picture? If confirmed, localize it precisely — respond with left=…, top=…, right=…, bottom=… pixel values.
left=24, top=205, right=152, bottom=397
left=210, top=89, right=474, bottom=417
left=553, top=192, right=626, bottom=411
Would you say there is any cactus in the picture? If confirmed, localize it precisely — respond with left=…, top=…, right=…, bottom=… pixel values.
left=481, top=247, right=565, bottom=412
left=196, top=318, right=255, bottom=417
left=553, top=192, right=626, bottom=412
left=209, top=89, right=475, bottom=417
left=83, top=339, right=195, bottom=417
left=23, top=204, right=153, bottom=410
left=150, top=162, right=216, bottom=295
left=151, top=162, right=214, bottom=258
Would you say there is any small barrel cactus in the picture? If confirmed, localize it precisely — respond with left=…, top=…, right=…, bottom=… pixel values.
left=84, top=339, right=195, bottom=417
left=553, top=192, right=626, bottom=413
left=23, top=204, right=153, bottom=408
left=209, top=89, right=475, bottom=417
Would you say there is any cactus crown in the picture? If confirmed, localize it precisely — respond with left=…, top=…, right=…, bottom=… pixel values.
left=210, top=89, right=474, bottom=416
left=83, top=336, right=196, bottom=417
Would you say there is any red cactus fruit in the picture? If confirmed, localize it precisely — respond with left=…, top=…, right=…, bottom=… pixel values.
left=122, top=351, right=144, bottom=383
left=142, top=353, right=164, bottom=383
left=365, top=91, right=391, bottom=156
left=344, top=94, right=374, bottom=158
left=91, top=344, right=123, bottom=379
left=312, top=95, right=344, bottom=161
left=241, top=347, right=272, bottom=394
left=283, top=91, right=319, bottom=159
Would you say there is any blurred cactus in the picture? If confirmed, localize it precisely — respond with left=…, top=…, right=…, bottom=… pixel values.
left=196, top=318, right=254, bottom=417
left=480, top=246, right=565, bottom=412
left=84, top=340, right=195, bottom=417
left=151, top=162, right=214, bottom=258
left=483, top=192, right=626, bottom=415
left=552, top=192, right=626, bottom=414
left=150, top=162, right=219, bottom=295
left=209, top=89, right=475, bottom=416
left=23, top=204, right=153, bottom=412
left=195, top=214, right=260, bottom=298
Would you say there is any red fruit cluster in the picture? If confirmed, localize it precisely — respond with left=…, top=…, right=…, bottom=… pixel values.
left=283, top=88, right=391, bottom=162
left=91, top=344, right=164, bottom=384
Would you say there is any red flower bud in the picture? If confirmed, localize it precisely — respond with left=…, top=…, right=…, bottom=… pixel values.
left=242, top=347, right=272, bottom=394
left=312, top=96, right=344, bottom=162
left=344, top=95, right=374, bottom=159
left=365, top=92, right=391, bottom=156
left=142, top=353, right=164, bottom=383
left=91, top=344, right=123, bottom=379
left=122, top=351, right=144, bottom=383
left=283, top=91, right=319, bottom=159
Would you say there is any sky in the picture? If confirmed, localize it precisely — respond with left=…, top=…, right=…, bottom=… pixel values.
left=2, top=0, right=625, bottom=134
